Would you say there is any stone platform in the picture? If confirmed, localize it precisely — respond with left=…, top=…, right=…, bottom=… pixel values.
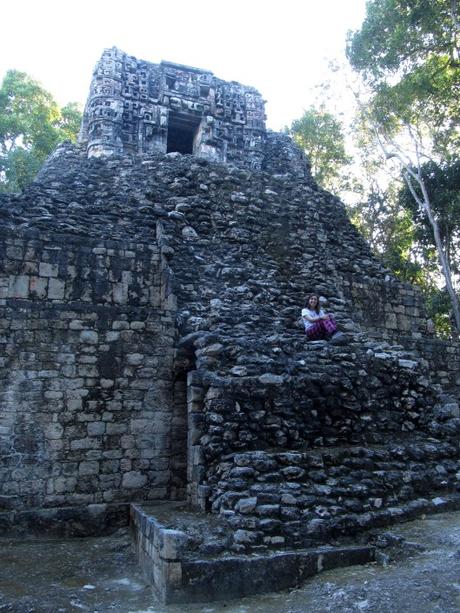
left=130, top=501, right=375, bottom=604
left=130, top=490, right=460, bottom=604
left=205, top=438, right=460, bottom=548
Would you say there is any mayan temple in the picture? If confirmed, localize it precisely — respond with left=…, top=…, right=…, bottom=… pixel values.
left=0, top=48, right=459, bottom=603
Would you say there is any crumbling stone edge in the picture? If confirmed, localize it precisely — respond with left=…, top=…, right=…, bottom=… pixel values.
left=0, top=502, right=129, bottom=538
left=130, top=494, right=460, bottom=604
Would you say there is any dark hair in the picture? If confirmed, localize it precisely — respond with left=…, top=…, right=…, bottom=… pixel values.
left=305, top=294, right=320, bottom=314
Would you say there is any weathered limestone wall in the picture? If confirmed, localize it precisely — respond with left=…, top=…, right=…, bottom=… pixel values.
left=404, top=337, right=460, bottom=390
left=0, top=226, right=182, bottom=516
left=344, top=278, right=427, bottom=338
left=204, top=443, right=459, bottom=550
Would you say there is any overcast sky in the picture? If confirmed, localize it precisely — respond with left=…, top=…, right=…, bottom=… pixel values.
left=1, top=0, right=367, bottom=130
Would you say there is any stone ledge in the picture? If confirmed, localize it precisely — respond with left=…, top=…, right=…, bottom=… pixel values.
left=131, top=502, right=374, bottom=603
left=0, top=502, right=129, bottom=537
left=177, top=545, right=375, bottom=604
left=131, top=494, right=460, bottom=603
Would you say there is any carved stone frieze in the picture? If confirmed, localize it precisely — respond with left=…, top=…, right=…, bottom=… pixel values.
left=80, top=47, right=267, bottom=169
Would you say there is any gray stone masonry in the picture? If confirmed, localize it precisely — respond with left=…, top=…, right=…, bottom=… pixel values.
left=0, top=140, right=458, bottom=533
left=79, top=47, right=268, bottom=170
left=130, top=501, right=376, bottom=604
left=0, top=226, right=180, bottom=514
left=0, top=56, right=458, bottom=589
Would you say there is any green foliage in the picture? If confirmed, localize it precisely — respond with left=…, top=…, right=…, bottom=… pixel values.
left=288, top=106, right=351, bottom=191
left=397, top=159, right=460, bottom=273
left=347, top=0, right=459, bottom=79
left=423, top=285, right=457, bottom=337
left=347, top=0, right=460, bottom=151
left=0, top=70, right=82, bottom=192
left=347, top=1, right=460, bottom=330
left=349, top=180, right=431, bottom=284
left=0, top=148, right=43, bottom=193
left=60, top=102, right=83, bottom=141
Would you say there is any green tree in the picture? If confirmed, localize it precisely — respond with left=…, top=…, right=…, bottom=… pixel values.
left=397, top=159, right=460, bottom=274
left=347, top=0, right=460, bottom=152
left=0, top=70, right=82, bottom=192
left=288, top=106, right=351, bottom=191
left=59, top=102, right=83, bottom=142
left=346, top=1, right=460, bottom=329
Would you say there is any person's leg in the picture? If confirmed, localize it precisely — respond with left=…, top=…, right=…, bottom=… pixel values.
left=323, top=316, right=337, bottom=336
left=306, top=321, right=328, bottom=340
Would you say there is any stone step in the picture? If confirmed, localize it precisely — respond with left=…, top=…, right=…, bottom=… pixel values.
left=130, top=493, right=460, bottom=604
left=211, top=437, right=460, bottom=479
left=204, top=439, right=460, bottom=549
left=131, top=501, right=375, bottom=604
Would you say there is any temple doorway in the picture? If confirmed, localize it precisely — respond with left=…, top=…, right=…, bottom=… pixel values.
left=166, top=112, right=201, bottom=155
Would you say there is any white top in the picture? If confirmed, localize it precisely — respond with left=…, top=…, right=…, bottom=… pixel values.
left=301, top=307, right=325, bottom=330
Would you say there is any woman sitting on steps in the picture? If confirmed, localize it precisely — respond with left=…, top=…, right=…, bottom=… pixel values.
left=301, top=293, right=338, bottom=341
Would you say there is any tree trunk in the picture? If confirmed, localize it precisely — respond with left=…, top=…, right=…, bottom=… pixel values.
left=405, top=172, right=460, bottom=333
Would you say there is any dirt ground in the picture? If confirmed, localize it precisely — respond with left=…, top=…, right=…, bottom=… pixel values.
left=0, top=511, right=459, bottom=613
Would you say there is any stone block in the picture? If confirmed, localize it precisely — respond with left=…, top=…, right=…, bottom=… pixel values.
left=67, top=399, right=83, bottom=410
left=106, top=423, right=128, bottom=435
left=44, top=423, right=64, bottom=439
left=7, top=245, right=23, bottom=259
left=187, top=386, right=204, bottom=404
left=87, top=422, right=106, bottom=436
left=9, top=275, right=29, bottom=298
left=163, top=561, right=182, bottom=588
left=48, top=278, right=65, bottom=300
left=126, top=353, right=144, bottom=366
left=122, top=471, right=148, bottom=489
left=100, top=378, right=114, bottom=389
left=236, top=497, right=257, bottom=514
left=113, top=283, right=128, bottom=304
left=78, top=365, right=99, bottom=377
left=69, top=320, right=85, bottom=330
left=80, top=330, right=99, bottom=344
left=39, top=262, right=58, bottom=277
left=233, top=529, right=260, bottom=545
left=112, top=321, right=130, bottom=330
left=44, top=391, right=63, bottom=400
left=29, top=276, right=48, bottom=298
left=71, top=438, right=101, bottom=450
left=38, top=370, right=58, bottom=378
left=130, top=321, right=146, bottom=330
left=159, top=529, right=189, bottom=560
left=79, top=461, right=99, bottom=476
left=105, top=331, right=120, bottom=342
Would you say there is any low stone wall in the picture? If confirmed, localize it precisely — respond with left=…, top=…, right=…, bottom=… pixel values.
left=404, top=336, right=460, bottom=392
left=0, top=502, right=129, bottom=537
left=130, top=502, right=375, bottom=604
left=344, top=277, right=428, bottom=339
left=205, top=442, right=460, bottom=550
left=338, top=277, right=460, bottom=393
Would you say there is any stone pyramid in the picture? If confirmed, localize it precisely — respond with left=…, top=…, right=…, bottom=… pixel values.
left=0, top=48, right=458, bottom=602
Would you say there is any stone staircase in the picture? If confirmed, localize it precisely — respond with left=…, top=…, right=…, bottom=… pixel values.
left=131, top=387, right=460, bottom=602
left=131, top=430, right=460, bottom=603
left=205, top=439, right=460, bottom=552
